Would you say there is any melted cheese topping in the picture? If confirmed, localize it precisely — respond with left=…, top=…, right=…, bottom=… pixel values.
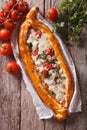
left=27, top=29, right=67, bottom=105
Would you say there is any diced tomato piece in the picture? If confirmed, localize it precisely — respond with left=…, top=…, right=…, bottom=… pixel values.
left=45, top=62, right=53, bottom=70
left=42, top=69, right=48, bottom=78
left=32, top=50, right=38, bottom=56
left=35, top=31, right=42, bottom=38
left=45, top=47, right=54, bottom=56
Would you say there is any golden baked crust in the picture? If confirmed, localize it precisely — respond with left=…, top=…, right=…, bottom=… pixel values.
left=18, top=7, right=74, bottom=120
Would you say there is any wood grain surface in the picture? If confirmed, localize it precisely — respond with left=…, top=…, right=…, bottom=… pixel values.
left=0, top=0, right=87, bottom=130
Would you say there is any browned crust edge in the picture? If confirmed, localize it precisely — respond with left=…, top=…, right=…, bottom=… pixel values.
left=18, top=7, right=74, bottom=120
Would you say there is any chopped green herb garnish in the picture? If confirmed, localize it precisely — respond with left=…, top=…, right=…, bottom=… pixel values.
left=38, top=51, right=47, bottom=60
left=48, top=59, right=56, bottom=63
left=38, top=54, right=46, bottom=60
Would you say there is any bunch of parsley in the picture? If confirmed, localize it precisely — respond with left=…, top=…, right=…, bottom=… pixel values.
left=53, top=0, right=87, bottom=45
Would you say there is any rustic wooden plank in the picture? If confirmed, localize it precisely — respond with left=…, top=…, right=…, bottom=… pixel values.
left=66, top=25, right=87, bottom=130
left=66, top=113, right=87, bottom=130
left=45, top=118, right=65, bottom=130
left=21, top=0, right=45, bottom=130
left=26, top=0, right=44, bottom=15
left=0, top=54, right=21, bottom=130
left=21, top=81, right=45, bottom=130
left=50, top=0, right=64, bottom=7
left=0, top=0, right=21, bottom=130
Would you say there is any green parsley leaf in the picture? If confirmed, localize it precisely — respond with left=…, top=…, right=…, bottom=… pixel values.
left=53, top=0, right=87, bottom=45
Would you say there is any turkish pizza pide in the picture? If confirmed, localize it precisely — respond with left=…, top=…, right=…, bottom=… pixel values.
left=18, top=7, right=74, bottom=120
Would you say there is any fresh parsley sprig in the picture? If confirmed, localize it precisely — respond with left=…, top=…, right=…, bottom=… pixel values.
left=53, top=0, right=87, bottom=45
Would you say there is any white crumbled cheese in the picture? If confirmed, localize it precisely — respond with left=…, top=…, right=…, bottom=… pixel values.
left=44, top=78, right=54, bottom=85
left=49, top=70, right=57, bottom=78
left=59, top=68, right=63, bottom=74
left=27, top=28, right=67, bottom=103
left=39, top=59, right=45, bottom=63
left=32, top=41, right=38, bottom=51
left=31, top=55, right=38, bottom=62
left=57, top=85, right=65, bottom=93
left=38, top=65, right=44, bottom=73
left=49, top=85, right=55, bottom=91
left=38, top=33, right=50, bottom=53
left=38, top=41, right=50, bottom=53
left=56, top=92, right=65, bottom=102
left=49, top=85, right=65, bottom=102
left=27, top=29, right=37, bottom=43
left=27, top=34, right=35, bottom=43
left=35, top=59, right=41, bottom=66
left=57, top=61, right=61, bottom=65
left=39, top=33, right=47, bottom=41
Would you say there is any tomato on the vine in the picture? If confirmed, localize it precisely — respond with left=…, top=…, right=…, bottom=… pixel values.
left=4, top=18, right=16, bottom=30
left=11, top=10, right=23, bottom=21
left=0, top=8, right=9, bottom=19
left=46, top=8, right=58, bottom=21
left=12, top=0, right=17, bottom=5
left=17, top=1, right=29, bottom=13
left=4, top=3, right=13, bottom=11
left=6, top=61, right=20, bottom=75
left=0, top=28, right=11, bottom=40
left=0, top=43, right=12, bottom=56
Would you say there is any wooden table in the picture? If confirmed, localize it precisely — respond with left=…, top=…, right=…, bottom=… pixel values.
left=0, top=0, right=87, bottom=130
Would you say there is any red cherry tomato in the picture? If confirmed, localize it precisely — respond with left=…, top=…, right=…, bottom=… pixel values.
left=35, top=31, right=42, bottom=38
left=12, top=0, right=17, bottom=5
left=0, top=43, right=12, bottom=56
left=46, top=8, right=58, bottom=21
left=17, top=1, right=29, bottom=13
left=6, top=61, right=20, bottom=75
left=0, top=8, right=9, bottom=19
left=11, top=10, right=23, bottom=21
left=42, top=69, right=48, bottom=78
left=45, top=62, right=53, bottom=70
left=32, top=50, right=38, bottom=56
left=0, top=28, right=11, bottom=40
left=4, top=18, right=16, bottom=30
left=45, top=47, right=54, bottom=56
left=4, top=3, right=13, bottom=11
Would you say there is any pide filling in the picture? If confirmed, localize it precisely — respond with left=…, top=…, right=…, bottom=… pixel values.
left=27, top=28, right=67, bottom=106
